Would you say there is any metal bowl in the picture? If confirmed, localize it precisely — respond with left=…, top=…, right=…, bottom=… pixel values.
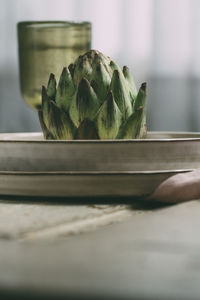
left=0, top=132, right=198, bottom=197
left=0, top=131, right=200, bottom=172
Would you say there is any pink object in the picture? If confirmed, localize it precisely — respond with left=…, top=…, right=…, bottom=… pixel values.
left=148, top=170, right=200, bottom=203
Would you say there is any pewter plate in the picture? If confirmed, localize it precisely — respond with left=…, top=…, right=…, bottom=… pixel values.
left=0, top=131, right=198, bottom=197
left=0, top=131, right=200, bottom=172
left=0, top=170, right=192, bottom=197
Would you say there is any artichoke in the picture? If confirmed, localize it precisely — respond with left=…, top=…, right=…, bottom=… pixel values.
left=38, top=50, right=147, bottom=140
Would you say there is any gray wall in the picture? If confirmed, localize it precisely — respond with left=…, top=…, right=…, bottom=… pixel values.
left=1, top=0, right=200, bottom=133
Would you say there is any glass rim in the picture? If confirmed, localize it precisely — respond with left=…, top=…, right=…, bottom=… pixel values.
left=17, top=21, right=91, bottom=29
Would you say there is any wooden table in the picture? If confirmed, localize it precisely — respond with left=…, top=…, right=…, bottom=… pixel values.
left=0, top=197, right=199, bottom=299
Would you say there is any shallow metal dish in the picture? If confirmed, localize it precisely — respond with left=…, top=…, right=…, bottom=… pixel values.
left=0, top=132, right=197, bottom=197
left=0, top=132, right=199, bottom=172
left=0, top=170, right=191, bottom=197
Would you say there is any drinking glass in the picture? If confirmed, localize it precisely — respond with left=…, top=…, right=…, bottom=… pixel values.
left=18, top=21, right=91, bottom=110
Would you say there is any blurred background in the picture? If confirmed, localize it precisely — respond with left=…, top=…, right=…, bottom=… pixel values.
left=0, top=0, right=200, bottom=133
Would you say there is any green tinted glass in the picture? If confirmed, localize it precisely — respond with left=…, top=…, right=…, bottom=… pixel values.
left=18, top=21, right=91, bottom=110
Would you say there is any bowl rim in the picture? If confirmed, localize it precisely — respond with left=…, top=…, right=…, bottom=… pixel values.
left=1, top=131, right=200, bottom=144
left=17, top=21, right=91, bottom=29
left=0, top=169, right=193, bottom=175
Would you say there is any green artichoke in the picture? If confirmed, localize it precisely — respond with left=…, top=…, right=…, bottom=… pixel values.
left=38, top=50, right=147, bottom=140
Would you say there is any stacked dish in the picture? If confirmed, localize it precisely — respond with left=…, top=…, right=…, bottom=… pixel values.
left=0, top=132, right=199, bottom=197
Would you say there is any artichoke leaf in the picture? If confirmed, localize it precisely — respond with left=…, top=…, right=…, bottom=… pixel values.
left=92, top=51, right=113, bottom=77
left=123, top=66, right=137, bottom=104
left=75, top=119, right=99, bottom=140
left=96, top=91, right=122, bottom=139
left=55, top=67, right=75, bottom=111
left=133, top=83, right=147, bottom=139
left=117, top=107, right=143, bottom=139
left=47, top=73, right=56, bottom=100
left=42, top=86, right=51, bottom=128
left=109, top=60, right=122, bottom=74
left=48, top=101, right=75, bottom=140
left=91, top=62, right=111, bottom=103
left=38, top=109, right=54, bottom=139
left=134, top=83, right=147, bottom=111
left=69, top=78, right=100, bottom=127
left=110, top=70, right=132, bottom=119
left=73, top=57, right=93, bottom=87
left=68, top=63, right=75, bottom=78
